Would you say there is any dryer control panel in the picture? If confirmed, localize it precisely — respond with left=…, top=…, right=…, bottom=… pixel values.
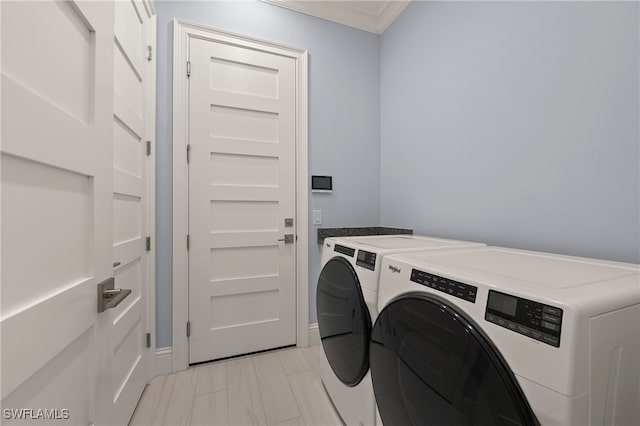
left=485, top=290, right=563, bottom=347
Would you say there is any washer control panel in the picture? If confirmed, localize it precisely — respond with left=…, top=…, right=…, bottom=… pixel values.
left=485, top=290, right=563, bottom=347
left=410, top=269, right=477, bottom=303
left=356, top=250, right=377, bottom=271
left=334, top=244, right=355, bottom=257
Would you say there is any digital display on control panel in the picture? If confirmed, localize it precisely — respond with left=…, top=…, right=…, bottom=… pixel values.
left=356, top=250, right=376, bottom=271
left=485, top=290, right=563, bottom=348
left=487, top=291, right=517, bottom=317
left=410, top=269, right=477, bottom=303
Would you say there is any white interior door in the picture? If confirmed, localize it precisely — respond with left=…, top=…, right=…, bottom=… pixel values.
left=1, top=0, right=113, bottom=424
left=188, top=36, right=297, bottom=363
left=101, top=0, right=152, bottom=423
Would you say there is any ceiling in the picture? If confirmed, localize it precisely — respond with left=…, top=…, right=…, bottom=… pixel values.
left=261, top=0, right=410, bottom=34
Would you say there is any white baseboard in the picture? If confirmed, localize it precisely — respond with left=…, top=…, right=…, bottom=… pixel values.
left=308, top=323, right=320, bottom=346
left=155, top=347, right=173, bottom=376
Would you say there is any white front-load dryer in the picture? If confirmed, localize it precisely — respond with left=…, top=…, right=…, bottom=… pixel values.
left=316, top=235, right=485, bottom=426
left=373, top=247, right=640, bottom=426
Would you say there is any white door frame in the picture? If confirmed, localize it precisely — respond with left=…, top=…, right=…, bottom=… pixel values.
left=142, top=0, right=158, bottom=381
left=172, top=19, right=309, bottom=372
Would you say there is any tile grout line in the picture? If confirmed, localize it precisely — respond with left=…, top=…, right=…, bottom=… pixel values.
left=226, top=361, right=232, bottom=426
left=269, top=414, right=302, bottom=426
left=250, top=356, right=268, bottom=426
left=187, top=370, right=197, bottom=426
left=273, top=352, right=306, bottom=425
left=155, top=373, right=176, bottom=425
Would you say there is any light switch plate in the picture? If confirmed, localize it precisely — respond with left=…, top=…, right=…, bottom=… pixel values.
left=313, top=210, right=322, bottom=225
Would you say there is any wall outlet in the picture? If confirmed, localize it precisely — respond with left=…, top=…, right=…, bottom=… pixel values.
left=313, top=210, right=322, bottom=225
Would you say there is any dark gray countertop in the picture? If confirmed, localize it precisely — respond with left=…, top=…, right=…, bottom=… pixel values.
left=317, top=227, right=412, bottom=244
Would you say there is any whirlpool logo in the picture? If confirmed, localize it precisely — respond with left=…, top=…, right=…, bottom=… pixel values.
left=388, top=265, right=401, bottom=274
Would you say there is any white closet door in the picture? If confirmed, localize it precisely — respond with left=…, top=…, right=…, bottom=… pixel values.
left=188, top=36, right=297, bottom=363
left=1, top=1, right=114, bottom=424
left=100, top=0, right=152, bottom=424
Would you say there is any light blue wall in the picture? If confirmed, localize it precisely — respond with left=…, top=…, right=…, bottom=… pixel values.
left=157, top=0, right=639, bottom=349
left=380, top=1, right=640, bottom=263
left=155, top=1, right=381, bottom=348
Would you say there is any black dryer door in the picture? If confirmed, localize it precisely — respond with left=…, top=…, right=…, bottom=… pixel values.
left=370, top=293, right=539, bottom=426
left=316, top=257, right=371, bottom=387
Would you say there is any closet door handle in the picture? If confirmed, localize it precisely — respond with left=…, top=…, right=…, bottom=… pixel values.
left=97, top=277, right=132, bottom=312
left=103, top=288, right=132, bottom=309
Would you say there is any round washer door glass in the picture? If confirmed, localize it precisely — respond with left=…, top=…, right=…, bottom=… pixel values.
left=370, top=293, right=539, bottom=426
left=316, top=257, right=371, bottom=387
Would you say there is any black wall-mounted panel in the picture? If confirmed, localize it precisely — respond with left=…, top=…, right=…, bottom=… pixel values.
left=311, top=175, right=332, bottom=191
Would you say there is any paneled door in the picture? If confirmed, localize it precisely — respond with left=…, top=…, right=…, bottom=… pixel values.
left=188, top=36, right=297, bottom=363
left=1, top=1, right=114, bottom=424
left=101, top=0, right=153, bottom=424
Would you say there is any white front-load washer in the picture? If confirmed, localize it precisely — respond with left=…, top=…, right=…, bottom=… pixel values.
left=316, top=235, right=485, bottom=426
left=373, top=246, right=640, bottom=426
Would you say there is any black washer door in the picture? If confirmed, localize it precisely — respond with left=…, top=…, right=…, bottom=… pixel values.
left=370, top=293, right=539, bottom=426
left=317, top=257, right=371, bottom=387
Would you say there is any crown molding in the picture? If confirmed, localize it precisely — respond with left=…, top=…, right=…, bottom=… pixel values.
left=262, top=1, right=410, bottom=34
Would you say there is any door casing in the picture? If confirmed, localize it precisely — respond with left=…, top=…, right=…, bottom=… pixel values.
left=142, top=1, right=158, bottom=382
left=171, top=19, right=309, bottom=372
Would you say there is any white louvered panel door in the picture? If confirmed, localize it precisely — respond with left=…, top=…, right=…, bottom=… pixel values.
left=102, top=0, right=151, bottom=423
left=1, top=1, right=113, bottom=424
left=188, top=37, right=297, bottom=363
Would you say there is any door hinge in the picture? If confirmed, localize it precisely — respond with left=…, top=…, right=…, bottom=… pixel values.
left=146, top=333, right=151, bottom=348
left=187, top=61, right=191, bottom=77
left=146, top=236, right=151, bottom=252
left=186, top=144, right=191, bottom=163
left=187, top=234, right=190, bottom=250
left=186, top=321, right=191, bottom=337
left=147, top=45, right=153, bottom=61
left=146, top=140, right=151, bottom=156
